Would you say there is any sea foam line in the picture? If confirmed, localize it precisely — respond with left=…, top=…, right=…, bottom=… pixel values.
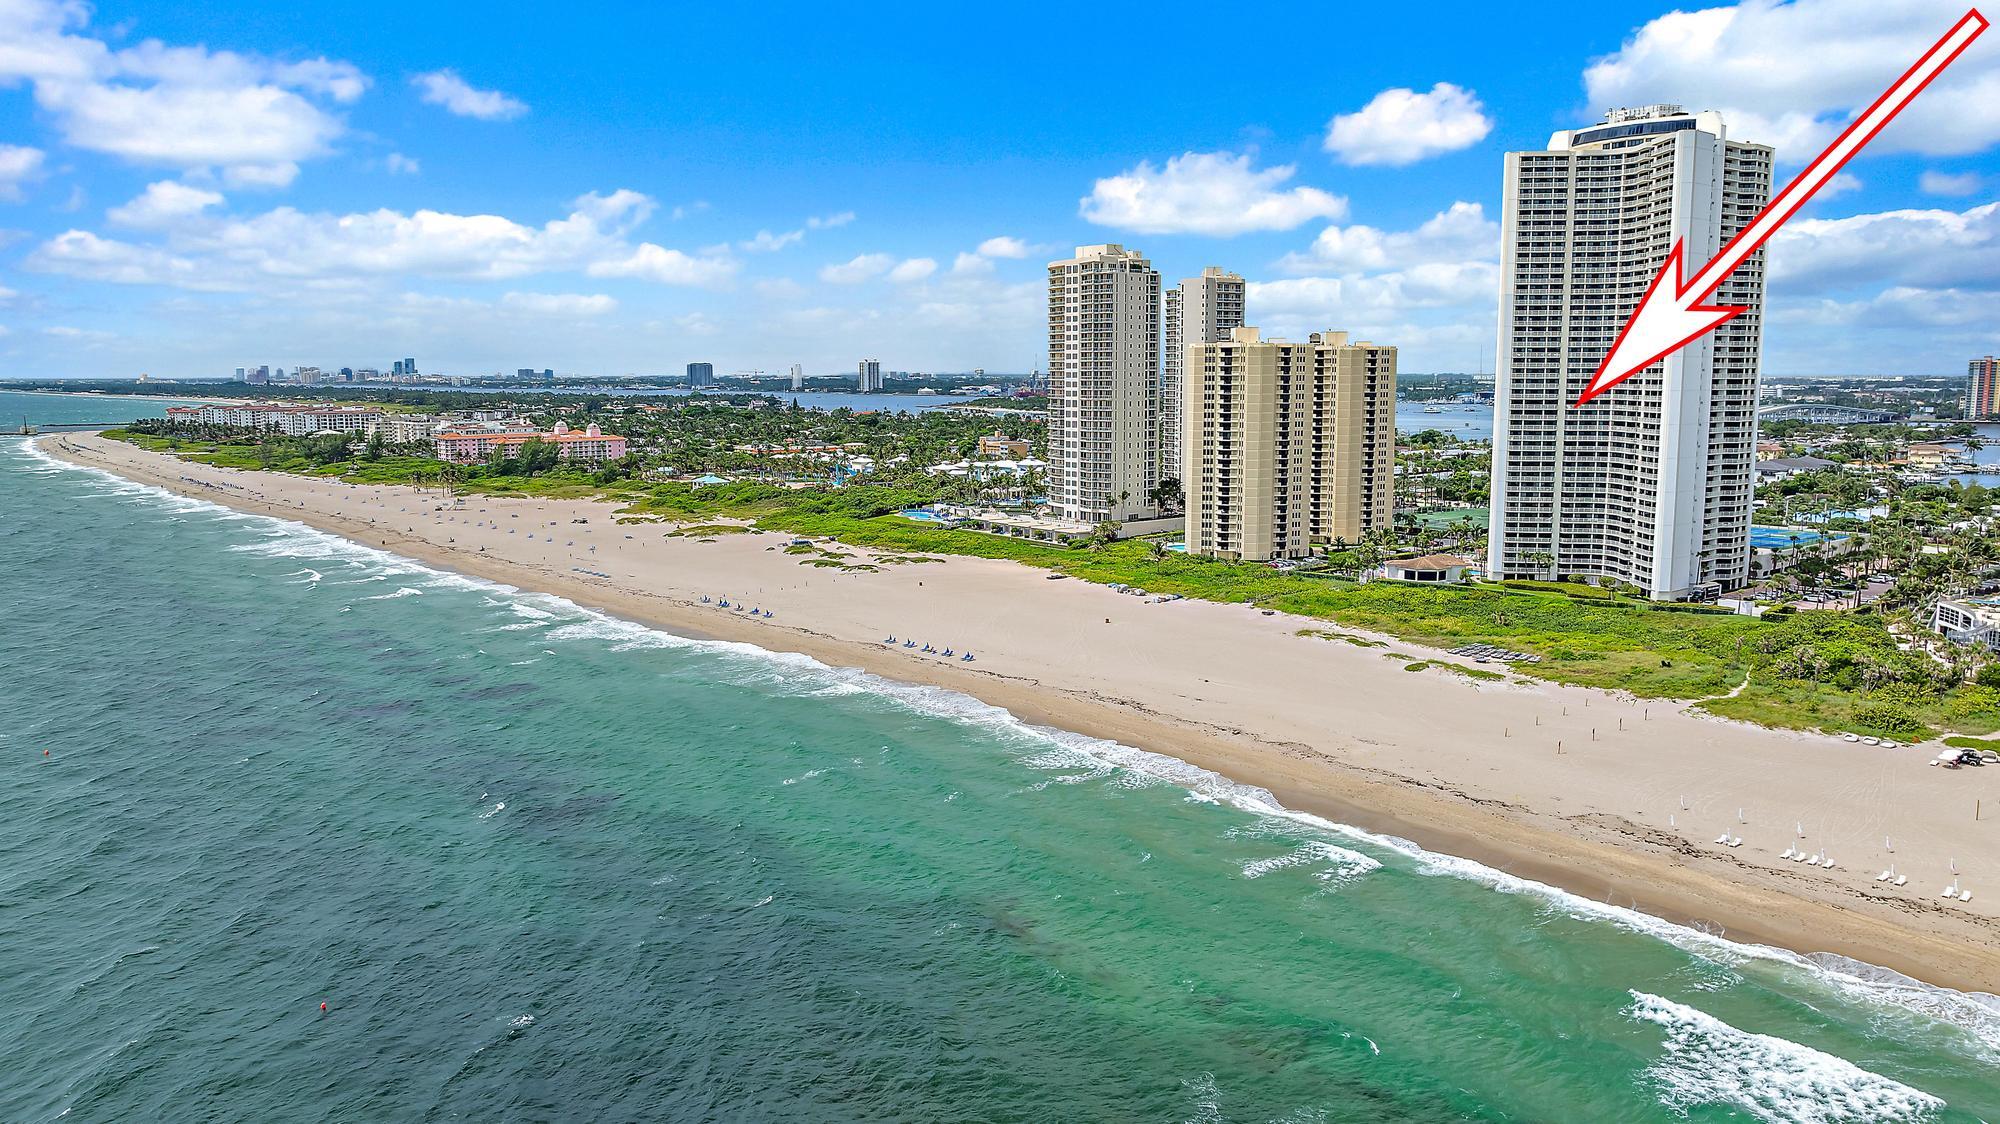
left=1627, top=991, right=1943, bottom=1123
left=21, top=435, right=2000, bottom=1057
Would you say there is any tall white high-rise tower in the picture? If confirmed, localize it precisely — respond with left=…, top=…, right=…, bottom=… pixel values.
left=1047, top=244, right=1161, bottom=524
left=1488, top=106, right=1772, bottom=599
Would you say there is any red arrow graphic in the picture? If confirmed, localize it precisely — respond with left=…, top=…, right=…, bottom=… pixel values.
left=1574, top=7, right=1990, bottom=407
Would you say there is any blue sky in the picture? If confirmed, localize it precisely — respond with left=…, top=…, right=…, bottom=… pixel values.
left=0, top=0, right=1996, bottom=378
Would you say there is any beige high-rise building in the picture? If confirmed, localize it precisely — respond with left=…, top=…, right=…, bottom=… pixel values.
left=1185, top=327, right=1395, bottom=561
left=1048, top=244, right=1161, bottom=524
left=1161, top=267, right=1246, bottom=487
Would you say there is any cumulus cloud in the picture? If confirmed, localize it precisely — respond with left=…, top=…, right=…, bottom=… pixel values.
left=384, top=152, right=420, bottom=175
left=1080, top=151, right=1347, bottom=236
left=1585, top=0, right=2000, bottom=159
left=499, top=291, right=617, bottom=316
left=587, top=244, right=739, bottom=286
left=740, top=212, right=858, bottom=253
left=1275, top=202, right=1497, bottom=274
left=0, top=0, right=366, bottom=182
left=819, top=253, right=895, bottom=283
left=1323, top=83, right=1493, bottom=166
left=975, top=236, right=1033, bottom=258
left=1920, top=169, right=1982, bottom=196
left=0, top=144, right=45, bottom=200
left=951, top=251, right=995, bottom=276
left=411, top=69, right=527, bottom=121
left=888, top=257, right=937, bottom=283
left=1251, top=263, right=1501, bottom=320
left=107, top=180, right=225, bottom=227
left=741, top=228, right=805, bottom=253
left=1769, top=201, right=2000, bottom=290
left=31, top=188, right=737, bottom=291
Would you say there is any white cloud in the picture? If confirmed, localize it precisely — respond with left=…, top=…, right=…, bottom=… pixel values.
left=740, top=212, right=857, bottom=253
left=1080, top=151, right=1347, bottom=236
left=1920, top=169, right=1982, bottom=196
left=1819, top=172, right=1863, bottom=199
left=1275, top=201, right=1497, bottom=274
left=741, top=228, right=805, bottom=253
left=976, top=236, right=1032, bottom=258
left=411, top=69, right=527, bottom=121
left=951, top=251, right=994, bottom=275
left=819, top=252, right=895, bottom=283
left=1769, top=201, right=2000, bottom=290
left=0, top=144, right=45, bottom=200
left=586, top=244, right=739, bottom=286
left=32, top=188, right=737, bottom=290
left=221, top=161, right=299, bottom=189
left=107, top=180, right=225, bottom=227
left=500, top=291, right=617, bottom=316
left=1585, top=0, right=2000, bottom=159
left=1251, top=263, right=1501, bottom=320
left=0, top=0, right=366, bottom=182
left=384, top=152, right=420, bottom=175
left=888, top=257, right=937, bottom=283
left=1323, top=83, right=1493, bottom=166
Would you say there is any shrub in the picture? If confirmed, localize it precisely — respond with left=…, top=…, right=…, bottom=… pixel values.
left=1852, top=703, right=1923, bottom=735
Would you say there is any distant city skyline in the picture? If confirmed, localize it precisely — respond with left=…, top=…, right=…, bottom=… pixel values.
left=0, top=0, right=1994, bottom=379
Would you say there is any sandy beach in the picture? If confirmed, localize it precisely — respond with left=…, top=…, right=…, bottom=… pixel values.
left=44, top=432, right=2000, bottom=994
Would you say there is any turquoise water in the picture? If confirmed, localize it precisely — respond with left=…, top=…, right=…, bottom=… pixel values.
left=2, top=437, right=1997, bottom=1122
left=1749, top=527, right=1849, bottom=550
left=0, top=388, right=210, bottom=428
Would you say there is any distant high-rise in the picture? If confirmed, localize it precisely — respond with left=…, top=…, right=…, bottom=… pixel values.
left=234, top=366, right=247, bottom=382
left=403, top=357, right=418, bottom=375
left=1047, top=244, right=1161, bottom=524
left=686, top=361, right=715, bottom=388
left=1488, top=105, right=1772, bottom=599
left=1162, top=267, right=1245, bottom=487
left=857, top=359, right=883, bottom=392
left=789, top=363, right=805, bottom=392
left=250, top=365, right=270, bottom=385
left=1970, top=356, right=2000, bottom=419
left=1185, top=328, right=1395, bottom=560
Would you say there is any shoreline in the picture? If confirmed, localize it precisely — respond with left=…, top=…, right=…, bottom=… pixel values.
left=35, top=432, right=2000, bottom=997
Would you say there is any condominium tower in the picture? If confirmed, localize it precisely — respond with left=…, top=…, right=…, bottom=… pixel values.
left=686, top=361, right=714, bottom=388
left=857, top=358, right=883, bottom=392
left=1488, top=105, right=1772, bottom=599
left=1047, top=244, right=1161, bottom=524
left=1970, top=356, right=2000, bottom=419
left=1162, top=267, right=1246, bottom=487
left=1185, top=328, right=1396, bottom=560
left=789, top=363, right=805, bottom=392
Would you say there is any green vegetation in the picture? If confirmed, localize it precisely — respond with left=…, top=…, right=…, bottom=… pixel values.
left=103, top=387, right=2000, bottom=742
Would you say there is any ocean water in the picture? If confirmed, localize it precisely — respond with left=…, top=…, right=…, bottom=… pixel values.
left=0, top=388, right=211, bottom=429
left=2, top=436, right=1996, bottom=1123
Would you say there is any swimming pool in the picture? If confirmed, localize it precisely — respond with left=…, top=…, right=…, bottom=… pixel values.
left=899, top=509, right=951, bottom=523
left=1749, top=526, right=1845, bottom=550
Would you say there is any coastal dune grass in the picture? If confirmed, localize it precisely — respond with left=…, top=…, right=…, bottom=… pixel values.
left=105, top=432, right=2000, bottom=741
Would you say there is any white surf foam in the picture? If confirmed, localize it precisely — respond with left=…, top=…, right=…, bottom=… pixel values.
left=1241, top=841, right=1382, bottom=887
left=1626, top=991, right=1943, bottom=1123
left=25, top=434, right=2000, bottom=1059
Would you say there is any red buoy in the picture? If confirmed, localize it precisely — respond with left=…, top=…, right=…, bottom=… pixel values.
left=320, top=1002, right=328, bottom=1012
